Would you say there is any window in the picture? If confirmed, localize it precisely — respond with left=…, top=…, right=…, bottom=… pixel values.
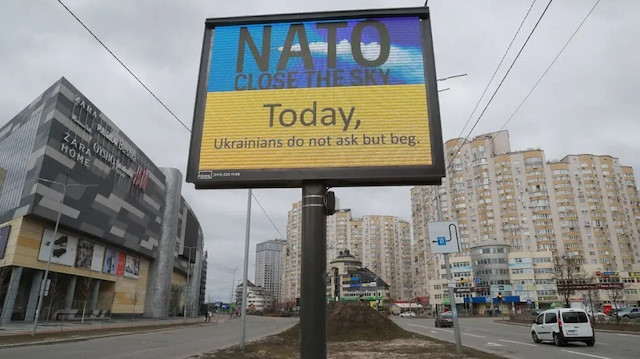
left=536, top=314, right=544, bottom=325
left=544, top=312, right=557, bottom=324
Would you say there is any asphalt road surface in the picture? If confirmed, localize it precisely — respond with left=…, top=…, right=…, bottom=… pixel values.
left=393, top=316, right=639, bottom=359
left=0, top=316, right=298, bottom=359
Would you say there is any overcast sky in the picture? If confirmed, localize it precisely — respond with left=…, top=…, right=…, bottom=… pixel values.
left=1, top=0, right=638, bottom=302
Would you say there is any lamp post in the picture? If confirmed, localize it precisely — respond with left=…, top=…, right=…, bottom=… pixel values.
left=31, top=176, right=99, bottom=336
left=437, top=73, right=468, bottom=81
left=182, top=245, right=203, bottom=319
left=229, top=266, right=239, bottom=314
left=437, top=73, right=467, bottom=93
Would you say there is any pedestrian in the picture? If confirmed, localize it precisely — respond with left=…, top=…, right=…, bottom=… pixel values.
left=207, top=309, right=213, bottom=322
left=204, top=309, right=210, bottom=322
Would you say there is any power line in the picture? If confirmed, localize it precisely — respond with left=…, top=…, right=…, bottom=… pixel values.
left=497, top=0, right=601, bottom=132
left=252, top=192, right=286, bottom=241
left=56, top=1, right=290, bottom=248
left=423, top=0, right=548, bottom=205
left=450, top=0, right=539, bottom=152
left=446, top=0, right=554, bottom=171
left=56, top=0, right=191, bottom=133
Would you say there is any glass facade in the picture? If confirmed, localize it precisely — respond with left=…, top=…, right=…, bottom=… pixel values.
left=0, top=109, right=41, bottom=213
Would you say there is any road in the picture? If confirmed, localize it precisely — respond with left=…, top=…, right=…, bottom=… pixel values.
left=0, top=316, right=298, bottom=359
left=393, top=316, right=638, bottom=359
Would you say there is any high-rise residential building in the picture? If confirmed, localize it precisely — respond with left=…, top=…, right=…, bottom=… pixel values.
left=326, top=209, right=353, bottom=268
left=255, top=239, right=286, bottom=303
left=362, top=215, right=412, bottom=300
left=281, top=201, right=302, bottom=305
left=281, top=202, right=413, bottom=303
left=411, top=130, right=640, bottom=306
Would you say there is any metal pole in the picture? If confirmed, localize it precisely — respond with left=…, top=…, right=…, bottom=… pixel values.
left=240, top=189, right=252, bottom=349
left=436, top=189, right=462, bottom=354
left=300, top=183, right=327, bottom=359
left=230, top=266, right=238, bottom=315
left=32, top=176, right=67, bottom=336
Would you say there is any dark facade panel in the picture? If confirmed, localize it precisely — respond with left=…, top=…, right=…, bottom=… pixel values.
left=0, top=78, right=169, bottom=258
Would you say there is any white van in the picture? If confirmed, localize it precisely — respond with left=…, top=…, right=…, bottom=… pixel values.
left=531, top=308, right=595, bottom=346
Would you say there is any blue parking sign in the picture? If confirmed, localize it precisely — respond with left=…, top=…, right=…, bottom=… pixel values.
left=437, top=236, right=446, bottom=245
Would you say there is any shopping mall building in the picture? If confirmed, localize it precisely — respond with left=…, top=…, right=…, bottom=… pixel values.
left=0, top=77, right=205, bottom=324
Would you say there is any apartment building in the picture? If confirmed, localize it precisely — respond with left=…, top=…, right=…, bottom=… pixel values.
left=326, top=209, right=355, bottom=268
left=255, top=239, right=286, bottom=303
left=411, top=130, right=640, bottom=307
left=281, top=201, right=302, bottom=305
left=281, top=202, right=412, bottom=303
left=362, top=215, right=412, bottom=300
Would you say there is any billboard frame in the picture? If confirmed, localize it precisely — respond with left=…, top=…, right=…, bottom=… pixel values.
left=187, top=7, right=444, bottom=189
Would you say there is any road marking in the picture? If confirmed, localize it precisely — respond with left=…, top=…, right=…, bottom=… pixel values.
left=561, top=350, right=613, bottom=359
left=617, top=333, right=634, bottom=337
left=486, top=342, right=504, bottom=347
left=463, top=333, right=486, bottom=338
left=407, top=324, right=452, bottom=333
left=498, top=339, right=537, bottom=347
left=431, top=331, right=438, bottom=334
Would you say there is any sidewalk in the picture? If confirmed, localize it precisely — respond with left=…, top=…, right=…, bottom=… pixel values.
left=0, top=314, right=231, bottom=337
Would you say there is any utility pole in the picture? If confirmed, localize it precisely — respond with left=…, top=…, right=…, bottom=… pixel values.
left=31, top=176, right=99, bottom=336
left=240, top=189, right=252, bottom=349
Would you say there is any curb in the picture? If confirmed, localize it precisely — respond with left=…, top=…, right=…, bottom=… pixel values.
left=0, top=321, right=223, bottom=350
left=493, top=320, right=640, bottom=335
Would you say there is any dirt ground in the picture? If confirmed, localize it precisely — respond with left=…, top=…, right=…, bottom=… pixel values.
left=198, top=302, right=501, bottom=359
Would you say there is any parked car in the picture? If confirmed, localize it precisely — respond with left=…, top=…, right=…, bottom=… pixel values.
left=586, top=311, right=606, bottom=319
left=618, top=307, right=640, bottom=319
left=399, top=311, right=416, bottom=318
left=531, top=308, right=595, bottom=347
left=608, top=308, right=623, bottom=317
left=435, top=312, right=454, bottom=327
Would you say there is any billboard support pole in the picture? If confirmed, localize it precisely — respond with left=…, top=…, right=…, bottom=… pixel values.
left=300, top=183, right=327, bottom=359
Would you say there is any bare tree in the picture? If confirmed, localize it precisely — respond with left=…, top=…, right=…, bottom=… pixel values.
left=580, top=274, right=599, bottom=322
left=45, top=273, right=66, bottom=321
left=554, top=255, right=581, bottom=308
left=608, top=283, right=624, bottom=325
left=76, top=277, right=94, bottom=303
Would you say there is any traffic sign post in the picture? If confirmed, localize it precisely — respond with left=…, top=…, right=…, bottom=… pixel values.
left=432, top=192, right=462, bottom=355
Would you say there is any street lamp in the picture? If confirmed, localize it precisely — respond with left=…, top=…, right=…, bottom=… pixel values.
left=31, top=176, right=99, bottom=336
left=437, top=73, right=467, bottom=93
left=182, top=245, right=204, bottom=319
left=229, top=266, right=239, bottom=315
left=437, top=73, right=468, bottom=81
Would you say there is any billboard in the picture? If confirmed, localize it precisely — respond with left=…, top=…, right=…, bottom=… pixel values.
left=124, top=255, right=141, bottom=279
left=38, top=229, right=79, bottom=267
left=103, top=248, right=119, bottom=275
left=187, top=7, right=444, bottom=188
left=74, top=239, right=105, bottom=272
